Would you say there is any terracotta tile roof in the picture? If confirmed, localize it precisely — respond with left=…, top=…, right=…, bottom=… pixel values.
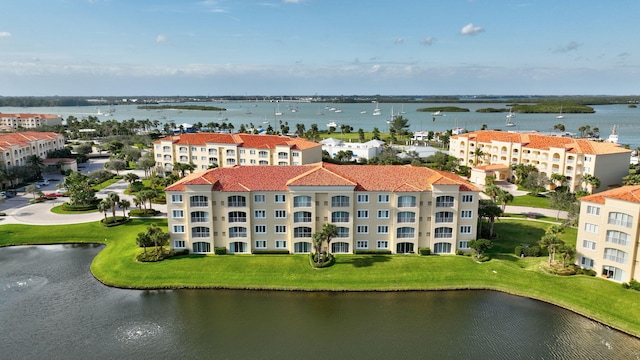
left=453, top=130, right=631, bottom=155
left=0, top=113, right=61, bottom=119
left=0, top=131, right=63, bottom=150
left=154, top=132, right=321, bottom=150
left=166, top=163, right=480, bottom=192
left=474, top=164, right=510, bottom=171
left=580, top=185, right=640, bottom=205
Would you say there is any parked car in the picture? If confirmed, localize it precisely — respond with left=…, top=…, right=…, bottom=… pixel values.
left=0, top=192, right=6, bottom=199
left=35, top=180, right=50, bottom=186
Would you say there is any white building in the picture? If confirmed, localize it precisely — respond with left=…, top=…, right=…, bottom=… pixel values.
left=320, top=138, right=385, bottom=161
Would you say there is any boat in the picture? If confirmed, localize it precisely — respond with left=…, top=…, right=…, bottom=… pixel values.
left=372, top=102, right=382, bottom=116
left=334, top=109, right=343, bottom=113
left=326, top=121, right=337, bottom=128
left=605, top=125, right=619, bottom=144
left=505, top=117, right=516, bottom=127
left=431, top=111, right=443, bottom=116
left=360, top=107, right=367, bottom=114
left=506, top=109, right=515, bottom=120
left=275, top=104, right=282, bottom=116
left=400, top=105, right=407, bottom=114
left=556, top=106, right=564, bottom=119
left=452, top=127, right=467, bottom=135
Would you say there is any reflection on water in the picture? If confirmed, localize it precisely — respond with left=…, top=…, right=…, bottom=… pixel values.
left=1, top=245, right=640, bottom=359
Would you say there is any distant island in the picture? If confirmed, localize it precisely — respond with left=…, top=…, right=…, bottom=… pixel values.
left=417, top=106, right=470, bottom=113
left=137, top=105, right=227, bottom=111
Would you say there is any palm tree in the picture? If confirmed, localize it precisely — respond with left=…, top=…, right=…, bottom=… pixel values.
left=483, top=184, right=501, bottom=203
left=97, top=200, right=110, bottom=221
left=550, top=173, right=568, bottom=189
left=322, top=223, right=338, bottom=255
left=495, top=189, right=514, bottom=212
left=26, top=155, right=44, bottom=179
left=312, top=232, right=325, bottom=264
left=123, top=173, right=140, bottom=190
left=539, top=225, right=565, bottom=264
left=478, top=200, right=502, bottom=239
left=118, top=199, right=131, bottom=218
left=560, top=246, right=575, bottom=268
left=473, top=147, right=484, bottom=166
left=107, top=192, right=120, bottom=219
left=581, top=174, right=601, bottom=193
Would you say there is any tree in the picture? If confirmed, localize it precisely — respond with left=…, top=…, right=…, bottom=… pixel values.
left=553, top=123, right=565, bottom=132
left=522, top=172, right=549, bottom=195
left=62, top=171, right=97, bottom=206
left=560, top=245, right=575, bottom=268
left=473, top=147, right=484, bottom=166
left=389, top=115, right=410, bottom=138
left=371, top=127, right=381, bottom=140
left=358, top=128, right=365, bottom=143
left=97, top=199, right=110, bottom=221
left=312, top=231, right=325, bottom=264
left=468, top=238, right=493, bottom=258
left=484, top=184, right=501, bottom=203
left=539, top=225, right=565, bottom=264
left=136, top=154, right=156, bottom=177
left=581, top=174, right=601, bottom=193
left=104, top=159, right=127, bottom=175
left=74, top=143, right=94, bottom=155
left=622, top=174, right=640, bottom=186
left=106, top=192, right=120, bottom=218
left=118, top=199, right=131, bottom=218
left=25, top=184, right=40, bottom=199
left=26, top=155, right=44, bottom=180
left=550, top=173, right=568, bottom=189
left=322, top=223, right=338, bottom=255
left=123, top=173, right=140, bottom=189
left=512, top=164, right=538, bottom=185
left=547, top=190, right=576, bottom=220
left=478, top=200, right=503, bottom=239
left=495, top=189, right=514, bottom=212
left=136, top=232, right=153, bottom=255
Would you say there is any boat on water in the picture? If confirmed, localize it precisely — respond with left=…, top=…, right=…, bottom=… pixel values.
left=400, top=105, right=407, bottom=114
left=327, top=121, right=337, bottom=128
left=605, top=125, right=619, bottom=144
left=556, top=106, right=564, bottom=119
left=506, top=109, right=515, bottom=120
left=334, top=109, right=343, bottom=113
left=360, top=108, right=367, bottom=114
left=373, top=102, right=382, bottom=116
left=432, top=111, right=443, bottom=116
left=275, top=104, right=282, bottom=116
left=452, top=127, right=467, bottom=135
left=505, top=118, right=516, bottom=127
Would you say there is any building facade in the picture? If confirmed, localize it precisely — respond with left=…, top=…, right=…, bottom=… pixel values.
left=0, top=131, right=66, bottom=169
left=153, top=133, right=322, bottom=175
left=450, top=130, right=631, bottom=192
left=576, top=186, right=640, bottom=283
left=0, top=113, right=63, bottom=130
left=320, top=138, right=385, bottom=161
left=165, top=163, right=480, bottom=255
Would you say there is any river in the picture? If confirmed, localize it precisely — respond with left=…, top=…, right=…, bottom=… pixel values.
left=2, top=244, right=640, bottom=359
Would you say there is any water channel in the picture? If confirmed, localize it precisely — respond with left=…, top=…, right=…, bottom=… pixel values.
left=2, top=244, right=640, bottom=359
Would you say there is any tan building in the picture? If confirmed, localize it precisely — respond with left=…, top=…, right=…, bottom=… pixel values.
left=153, top=133, right=322, bottom=175
left=577, top=186, right=640, bottom=283
left=0, top=131, right=66, bottom=169
left=450, top=130, right=631, bottom=192
left=0, top=113, right=63, bottom=129
left=165, top=162, right=480, bottom=255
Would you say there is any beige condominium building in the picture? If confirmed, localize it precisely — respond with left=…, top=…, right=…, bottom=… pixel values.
left=0, top=131, right=66, bottom=168
left=450, top=130, right=631, bottom=193
left=576, top=186, right=640, bottom=283
left=153, top=133, right=322, bottom=175
left=0, top=113, right=63, bottom=130
left=165, top=162, right=480, bottom=255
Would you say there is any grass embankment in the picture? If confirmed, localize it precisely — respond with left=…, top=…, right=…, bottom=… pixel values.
left=1, top=219, right=639, bottom=336
left=510, top=103, right=595, bottom=114
left=417, top=106, right=470, bottom=113
left=510, top=194, right=551, bottom=209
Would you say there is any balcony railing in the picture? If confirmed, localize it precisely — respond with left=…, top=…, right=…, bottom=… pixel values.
left=608, top=219, right=633, bottom=228
left=191, top=217, right=209, bottom=223
left=435, top=217, right=454, bottom=223
left=228, top=216, right=247, bottom=223
left=228, top=201, right=247, bottom=207
left=435, top=202, right=454, bottom=208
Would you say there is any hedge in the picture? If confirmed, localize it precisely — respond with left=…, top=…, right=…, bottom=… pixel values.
left=354, top=250, right=392, bottom=255
left=214, top=247, right=227, bottom=255
left=419, top=247, right=431, bottom=256
left=251, top=250, right=290, bottom=255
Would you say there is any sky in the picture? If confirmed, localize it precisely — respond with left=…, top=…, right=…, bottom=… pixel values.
left=0, top=0, right=638, bottom=96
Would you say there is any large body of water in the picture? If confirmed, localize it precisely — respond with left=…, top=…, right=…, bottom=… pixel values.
left=2, top=244, right=640, bottom=359
left=2, top=101, right=640, bottom=147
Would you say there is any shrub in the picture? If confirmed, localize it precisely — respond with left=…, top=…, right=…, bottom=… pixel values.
left=623, top=279, right=640, bottom=291
left=61, top=202, right=98, bottom=211
left=419, top=248, right=431, bottom=256
left=476, top=254, right=491, bottom=262
left=354, top=250, right=392, bottom=255
left=526, top=246, right=541, bottom=257
left=129, top=209, right=160, bottom=217
left=101, top=216, right=130, bottom=227
left=309, top=252, right=335, bottom=268
left=214, top=247, right=227, bottom=255
left=0, top=212, right=6, bottom=216
left=251, top=250, right=290, bottom=255
left=456, top=249, right=464, bottom=255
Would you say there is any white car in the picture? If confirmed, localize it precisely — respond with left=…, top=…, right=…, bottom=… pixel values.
left=35, top=180, right=50, bottom=186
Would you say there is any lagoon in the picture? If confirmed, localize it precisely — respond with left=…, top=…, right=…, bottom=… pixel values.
left=2, top=244, right=640, bottom=359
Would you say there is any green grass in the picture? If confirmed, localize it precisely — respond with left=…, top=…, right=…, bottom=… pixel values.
left=2, top=219, right=640, bottom=336
left=92, top=178, right=121, bottom=191
left=50, top=204, right=99, bottom=214
left=490, top=219, right=577, bottom=253
left=509, top=194, right=551, bottom=208
left=503, top=213, right=563, bottom=223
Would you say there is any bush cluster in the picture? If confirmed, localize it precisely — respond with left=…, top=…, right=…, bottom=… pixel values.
left=309, top=252, right=335, bottom=268
left=129, top=209, right=160, bottom=217
left=61, top=202, right=99, bottom=211
left=514, top=245, right=541, bottom=257
left=101, top=216, right=130, bottom=227
left=419, top=248, right=431, bottom=256
left=622, top=279, right=640, bottom=291
left=214, top=247, right=227, bottom=255
left=354, top=250, right=392, bottom=255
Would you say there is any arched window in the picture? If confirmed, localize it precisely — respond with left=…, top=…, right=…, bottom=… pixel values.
left=190, top=211, right=209, bottom=223
left=228, top=211, right=247, bottom=223
left=293, top=211, right=312, bottom=223
left=397, top=211, right=416, bottom=223
left=396, top=227, right=415, bottom=238
left=294, top=242, right=311, bottom=253
left=190, top=195, right=208, bottom=207
left=192, top=242, right=211, bottom=253
left=433, top=242, right=452, bottom=254
left=436, top=196, right=454, bottom=208
left=606, top=230, right=630, bottom=246
left=293, top=195, right=312, bottom=207
left=434, top=227, right=453, bottom=238
left=335, top=226, right=350, bottom=238
left=294, top=227, right=312, bottom=238
left=396, top=242, right=414, bottom=254
left=397, top=195, right=416, bottom=208
left=604, top=248, right=628, bottom=264
left=228, top=195, right=246, bottom=207
left=229, top=226, right=247, bottom=238
left=192, top=226, right=210, bottom=238
left=331, top=211, right=350, bottom=223
left=331, top=242, right=350, bottom=253
left=608, top=212, right=633, bottom=228
left=331, top=195, right=349, bottom=207
left=435, top=211, right=454, bottom=223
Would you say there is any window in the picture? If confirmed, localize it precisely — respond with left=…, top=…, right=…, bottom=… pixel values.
left=606, top=230, right=630, bottom=246
left=436, top=196, right=455, bottom=208
left=608, top=212, right=633, bottom=228
left=192, top=226, right=210, bottom=238
left=331, top=196, right=350, bottom=207
left=239, top=149, right=245, bottom=155
left=250, top=159, right=256, bottom=164
left=275, top=225, right=287, bottom=234
left=357, top=210, right=369, bottom=219
left=226, top=149, right=235, bottom=156
left=377, top=210, right=390, bottom=219
left=173, top=225, right=185, bottom=233
left=332, top=242, right=350, bottom=253
left=335, top=227, right=350, bottom=238
left=356, top=240, right=369, bottom=249
left=276, top=240, right=287, bottom=249
left=331, top=211, right=350, bottom=223
left=294, top=227, right=312, bottom=238
left=435, top=211, right=454, bottom=223
left=255, top=225, right=267, bottom=234
left=461, top=194, right=474, bottom=203
left=230, top=242, right=247, bottom=254
left=459, top=241, right=469, bottom=249
left=582, top=239, right=597, bottom=251
left=434, top=227, right=453, bottom=238
left=584, top=223, right=599, bottom=234
left=191, top=211, right=209, bottom=223
left=378, top=194, right=390, bottom=203
left=602, top=265, right=625, bottom=282
left=294, top=242, right=311, bottom=253
left=228, top=195, right=247, bottom=207
left=190, top=195, right=208, bottom=207
left=586, top=205, right=600, bottom=216
left=259, top=160, right=269, bottom=165
left=275, top=194, right=286, bottom=203
left=227, top=211, right=246, bottom=223
left=274, top=210, right=287, bottom=218
left=249, top=150, right=256, bottom=155
left=278, top=152, right=288, bottom=159
left=396, top=227, right=415, bottom=238
left=174, top=240, right=186, bottom=248
left=460, top=226, right=472, bottom=234
left=259, top=150, right=268, bottom=158
left=171, top=194, right=183, bottom=203
left=356, top=225, right=368, bottom=234
left=604, top=248, right=628, bottom=264
left=377, top=240, right=389, bottom=249
left=434, top=242, right=452, bottom=254
left=580, top=256, right=594, bottom=268
left=255, top=240, right=267, bottom=249
left=208, top=148, right=217, bottom=155
left=254, top=194, right=266, bottom=203
left=397, top=211, right=416, bottom=223
left=226, top=158, right=236, bottom=165
left=229, top=227, right=247, bottom=238
left=460, top=210, right=472, bottom=219
left=172, top=210, right=184, bottom=218
left=192, top=242, right=211, bottom=253
left=357, top=194, right=369, bottom=203
left=293, top=195, right=312, bottom=207
left=293, top=211, right=312, bottom=223
left=377, top=225, right=389, bottom=234
left=254, top=210, right=266, bottom=219
left=292, top=152, right=300, bottom=157
left=397, top=196, right=416, bottom=208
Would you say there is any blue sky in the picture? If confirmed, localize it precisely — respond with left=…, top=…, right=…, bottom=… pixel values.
left=0, top=0, right=638, bottom=96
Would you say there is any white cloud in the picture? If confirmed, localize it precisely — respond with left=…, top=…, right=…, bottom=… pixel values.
left=460, top=23, right=484, bottom=36
left=420, top=37, right=435, bottom=46
left=156, top=34, right=168, bottom=43
left=394, top=38, right=404, bottom=45
left=283, top=0, right=303, bottom=3
left=0, top=31, right=12, bottom=38
left=552, top=41, right=581, bottom=54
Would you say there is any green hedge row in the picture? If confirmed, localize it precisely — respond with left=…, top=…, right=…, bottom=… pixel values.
left=515, top=245, right=542, bottom=257
left=214, top=247, right=227, bottom=255
left=251, top=250, right=290, bottom=255
left=354, top=250, right=392, bottom=255
left=419, top=247, right=431, bottom=256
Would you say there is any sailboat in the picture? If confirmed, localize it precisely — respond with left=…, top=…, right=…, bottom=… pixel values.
left=505, top=115, right=516, bottom=127
left=360, top=107, right=367, bottom=114
left=556, top=106, right=564, bottom=119
left=506, top=108, right=515, bottom=120
left=274, top=103, right=282, bottom=116
left=605, top=125, right=619, bottom=144
left=400, top=104, right=407, bottom=114
left=372, top=101, right=382, bottom=116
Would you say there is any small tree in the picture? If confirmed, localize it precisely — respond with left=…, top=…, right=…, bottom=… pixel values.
left=118, top=199, right=131, bottom=218
left=478, top=200, right=503, bottom=239
left=106, top=192, right=120, bottom=218
left=97, top=199, right=110, bottom=221
left=495, top=189, right=514, bottom=212
left=539, top=225, right=565, bottom=264
left=104, top=159, right=127, bottom=175
left=312, top=232, right=325, bottom=264
left=25, top=184, right=40, bottom=199
left=468, top=238, right=493, bottom=258
left=322, top=223, right=338, bottom=255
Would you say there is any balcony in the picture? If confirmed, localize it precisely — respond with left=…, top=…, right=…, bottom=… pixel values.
left=191, top=217, right=210, bottom=223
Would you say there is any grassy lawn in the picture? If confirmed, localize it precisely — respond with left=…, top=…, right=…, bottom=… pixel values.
left=92, top=178, right=121, bottom=191
left=50, top=203, right=99, bottom=214
left=2, top=219, right=640, bottom=336
left=503, top=213, right=562, bottom=223
left=509, top=194, right=551, bottom=209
